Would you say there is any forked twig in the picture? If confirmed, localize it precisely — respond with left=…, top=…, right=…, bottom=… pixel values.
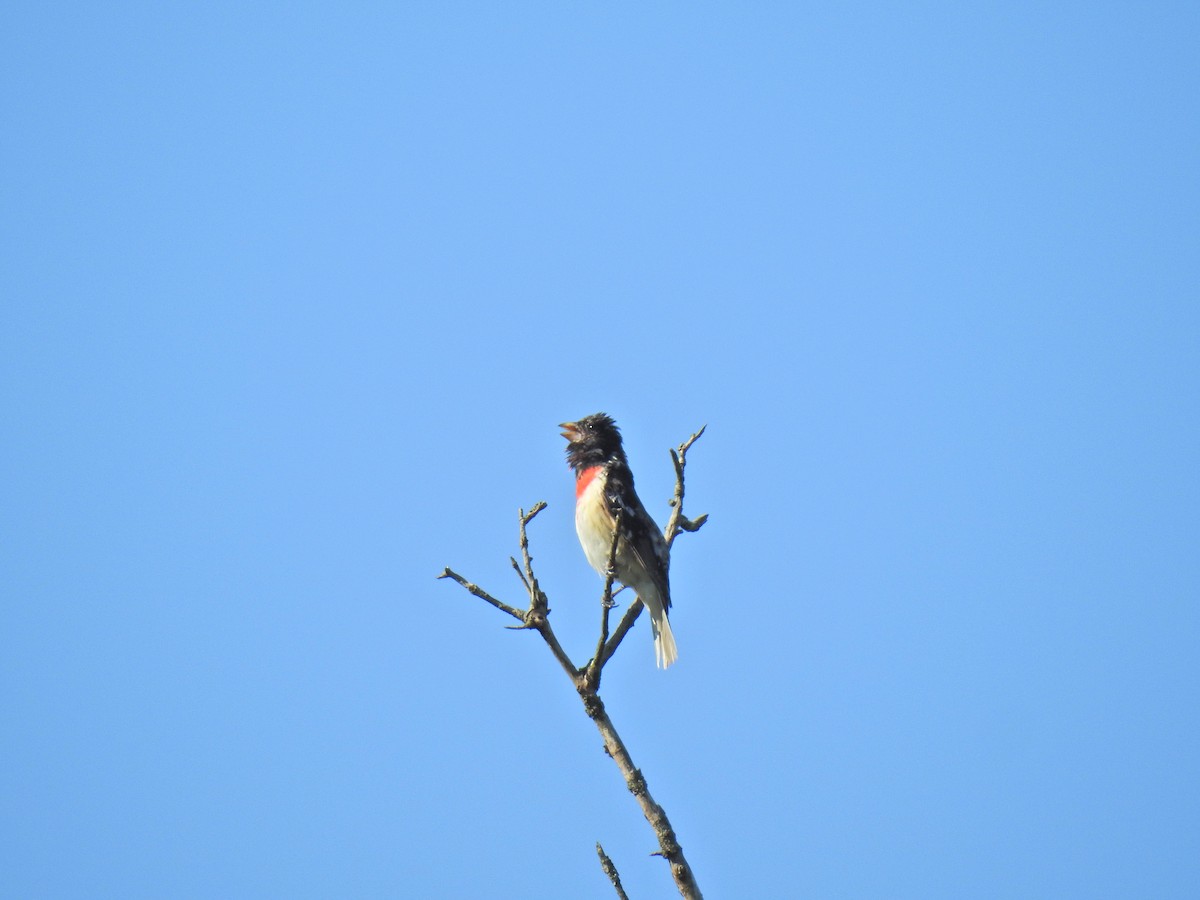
left=519, top=502, right=548, bottom=612
left=665, top=424, right=708, bottom=548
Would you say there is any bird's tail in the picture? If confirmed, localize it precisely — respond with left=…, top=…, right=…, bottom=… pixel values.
left=650, top=605, right=679, bottom=669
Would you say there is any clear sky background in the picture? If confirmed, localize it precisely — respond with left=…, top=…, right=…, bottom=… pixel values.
left=2, top=3, right=1197, bottom=898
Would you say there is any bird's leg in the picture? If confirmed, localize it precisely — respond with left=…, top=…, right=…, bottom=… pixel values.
left=603, top=584, right=627, bottom=609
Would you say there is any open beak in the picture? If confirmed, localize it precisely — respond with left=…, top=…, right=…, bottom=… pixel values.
left=560, top=421, right=580, bottom=441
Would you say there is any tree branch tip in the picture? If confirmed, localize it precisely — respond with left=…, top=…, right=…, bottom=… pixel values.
left=509, top=557, right=530, bottom=586
left=679, top=423, right=707, bottom=452
left=520, top=500, right=548, bottom=524
left=596, top=843, right=630, bottom=900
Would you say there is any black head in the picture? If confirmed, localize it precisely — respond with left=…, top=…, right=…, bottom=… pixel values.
left=560, top=412, right=626, bottom=471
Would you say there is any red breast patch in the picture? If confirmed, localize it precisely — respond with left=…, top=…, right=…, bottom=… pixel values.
left=575, top=466, right=601, bottom=499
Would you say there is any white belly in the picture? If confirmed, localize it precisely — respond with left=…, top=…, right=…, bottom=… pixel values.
left=575, top=468, right=616, bottom=574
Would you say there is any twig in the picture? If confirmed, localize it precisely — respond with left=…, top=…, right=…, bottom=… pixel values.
left=518, top=502, right=548, bottom=612
left=536, top=618, right=583, bottom=681
left=509, top=557, right=530, bottom=592
left=599, top=598, right=644, bottom=668
left=596, top=843, right=630, bottom=900
left=437, top=568, right=524, bottom=621
left=665, top=424, right=708, bottom=549
left=586, top=509, right=624, bottom=690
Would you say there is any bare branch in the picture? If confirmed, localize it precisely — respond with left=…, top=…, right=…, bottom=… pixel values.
left=599, top=597, right=644, bottom=668
left=519, top=503, right=546, bottom=579
left=521, top=501, right=548, bottom=525
left=665, top=424, right=708, bottom=549
left=585, top=692, right=704, bottom=898
left=524, top=603, right=581, bottom=680
left=437, top=568, right=524, bottom=621
left=440, top=506, right=578, bottom=682
left=596, top=843, right=630, bottom=900
left=509, top=556, right=530, bottom=592
left=586, top=509, right=624, bottom=689
left=518, top=502, right=549, bottom=612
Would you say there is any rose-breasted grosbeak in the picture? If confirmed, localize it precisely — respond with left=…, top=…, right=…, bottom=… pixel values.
left=560, top=413, right=677, bottom=668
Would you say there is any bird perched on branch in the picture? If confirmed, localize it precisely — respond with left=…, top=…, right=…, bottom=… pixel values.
left=560, top=413, right=677, bottom=668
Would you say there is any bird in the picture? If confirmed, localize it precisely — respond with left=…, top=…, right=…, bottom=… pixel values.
left=560, top=413, right=677, bottom=668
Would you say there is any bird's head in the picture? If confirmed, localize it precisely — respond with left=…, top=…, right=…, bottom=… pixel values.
left=560, top=412, right=624, bottom=470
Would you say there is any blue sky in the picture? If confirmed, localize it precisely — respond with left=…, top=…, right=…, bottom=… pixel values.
left=2, top=3, right=1197, bottom=897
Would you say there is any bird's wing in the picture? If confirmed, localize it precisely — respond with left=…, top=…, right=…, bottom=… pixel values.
left=604, top=467, right=671, bottom=611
